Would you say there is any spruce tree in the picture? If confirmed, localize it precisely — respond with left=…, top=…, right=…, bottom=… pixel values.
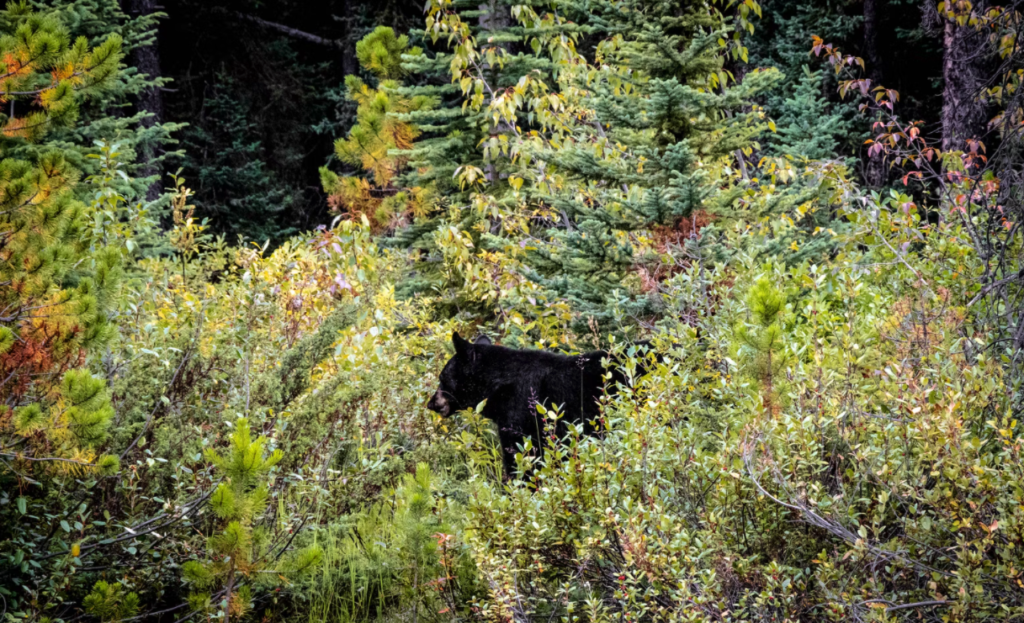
left=512, top=0, right=782, bottom=328
left=744, top=0, right=871, bottom=171
left=362, top=0, right=847, bottom=332
left=383, top=0, right=565, bottom=306
left=181, top=73, right=297, bottom=243
left=395, top=0, right=778, bottom=331
left=770, top=66, right=849, bottom=160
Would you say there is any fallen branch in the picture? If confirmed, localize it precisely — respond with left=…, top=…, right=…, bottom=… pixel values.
left=232, top=12, right=344, bottom=50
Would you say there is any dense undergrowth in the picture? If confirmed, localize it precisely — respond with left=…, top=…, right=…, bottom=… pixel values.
left=5, top=0, right=1024, bottom=622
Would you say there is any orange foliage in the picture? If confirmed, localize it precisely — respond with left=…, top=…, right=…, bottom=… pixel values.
left=637, top=210, right=715, bottom=293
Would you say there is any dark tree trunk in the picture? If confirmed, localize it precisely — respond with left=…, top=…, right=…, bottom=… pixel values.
left=863, top=0, right=886, bottom=187
left=478, top=0, right=511, bottom=32
left=940, top=6, right=988, bottom=151
left=125, top=0, right=165, bottom=201
left=340, top=0, right=358, bottom=77
left=863, top=0, right=883, bottom=85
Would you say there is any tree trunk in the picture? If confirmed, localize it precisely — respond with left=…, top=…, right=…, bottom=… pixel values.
left=340, top=0, right=358, bottom=77
left=478, top=0, right=511, bottom=32
left=863, top=0, right=883, bottom=85
left=863, top=0, right=886, bottom=186
left=125, top=0, right=165, bottom=201
left=940, top=6, right=987, bottom=151
left=223, top=560, right=235, bottom=623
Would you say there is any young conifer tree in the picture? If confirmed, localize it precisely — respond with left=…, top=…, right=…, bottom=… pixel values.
left=745, top=2, right=863, bottom=163
left=512, top=0, right=782, bottom=327
left=770, top=66, right=850, bottom=160
left=0, top=2, right=125, bottom=476
left=734, top=278, right=790, bottom=414
left=181, top=419, right=321, bottom=623
left=320, top=26, right=435, bottom=233
left=385, top=0, right=566, bottom=303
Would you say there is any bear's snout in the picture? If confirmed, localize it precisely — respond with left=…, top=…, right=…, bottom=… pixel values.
left=427, top=390, right=450, bottom=416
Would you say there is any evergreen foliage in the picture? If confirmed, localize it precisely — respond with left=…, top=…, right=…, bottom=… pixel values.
left=162, top=1, right=425, bottom=244
left=733, top=277, right=789, bottom=413
left=320, top=27, right=434, bottom=232
left=513, top=0, right=781, bottom=327
left=84, top=580, right=141, bottom=622
left=382, top=0, right=545, bottom=305
left=23, top=0, right=181, bottom=198
left=745, top=0, right=863, bottom=163
left=181, top=74, right=297, bottom=243
left=0, top=2, right=124, bottom=475
left=385, top=0, right=804, bottom=330
left=0, top=2, right=123, bottom=141
left=770, top=66, right=848, bottom=159
left=182, top=418, right=320, bottom=623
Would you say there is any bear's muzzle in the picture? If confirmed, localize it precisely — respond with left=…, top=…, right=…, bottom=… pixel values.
left=427, top=390, right=450, bottom=416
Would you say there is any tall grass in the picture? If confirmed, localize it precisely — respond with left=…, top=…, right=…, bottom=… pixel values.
left=304, top=506, right=398, bottom=623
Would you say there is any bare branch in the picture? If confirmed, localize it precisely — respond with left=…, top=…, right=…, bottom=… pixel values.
left=232, top=13, right=344, bottom=50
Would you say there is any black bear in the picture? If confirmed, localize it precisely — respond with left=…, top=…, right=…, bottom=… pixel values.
left=427, top=332, right=654, bottom=478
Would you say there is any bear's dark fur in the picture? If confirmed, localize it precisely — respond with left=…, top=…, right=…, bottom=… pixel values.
left=427, top=332, right=653, bottom=478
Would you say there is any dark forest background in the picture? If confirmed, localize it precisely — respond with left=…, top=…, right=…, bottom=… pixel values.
left=137, top=0, right=942, bottom=244
left=133, top=0, right=420, bottom=241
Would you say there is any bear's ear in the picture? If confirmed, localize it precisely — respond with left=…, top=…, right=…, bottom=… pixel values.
left=452, top=332, right=470, bottom=357
left=474, top=335, right=492, bottom=346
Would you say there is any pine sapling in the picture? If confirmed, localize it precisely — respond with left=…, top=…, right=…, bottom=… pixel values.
left=182, top=418, right=320, bottom=623
left=734, top=278, right=790, bottom=415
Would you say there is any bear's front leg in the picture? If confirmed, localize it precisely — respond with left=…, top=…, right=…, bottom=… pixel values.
left=496, top=427, right=522, bottom=480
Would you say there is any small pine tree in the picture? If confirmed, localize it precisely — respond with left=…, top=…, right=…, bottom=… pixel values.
left=182, top=418, right=321, bottom=623
left=0, top=3, right=125, bottom=475
left=395, top=463, right=442, bottom=620
left=320, top=26, right=434, bottom=232
left=84, top=580, right=141, bottom=623
left=734, top=278, right=790, bottom=414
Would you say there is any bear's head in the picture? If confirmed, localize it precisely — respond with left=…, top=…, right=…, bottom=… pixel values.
left=427, top=332, right=492, bottom=417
